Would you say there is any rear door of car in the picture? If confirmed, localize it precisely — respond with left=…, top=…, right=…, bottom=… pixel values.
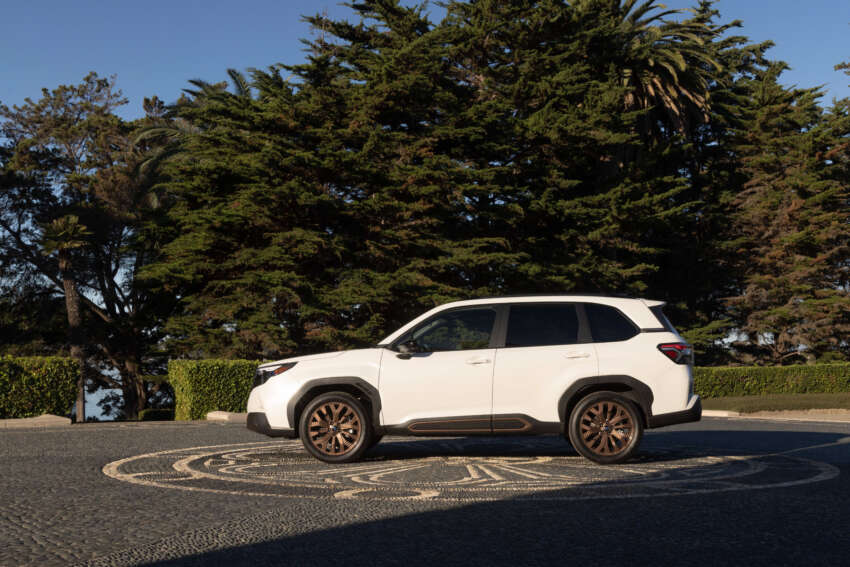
left=491, top=302, right=598, bottom=427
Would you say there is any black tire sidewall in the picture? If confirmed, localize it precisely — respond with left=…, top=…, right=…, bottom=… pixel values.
left=568, top=391, right=643, bottom=465
left=298, top=392, right=372, bottom=463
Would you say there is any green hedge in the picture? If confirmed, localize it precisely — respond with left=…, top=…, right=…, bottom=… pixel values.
left=694, top=364, right=850, bottom=398
left=0, top=356, right=79, bottom=418
left=169, top=359, right=259, bottom=420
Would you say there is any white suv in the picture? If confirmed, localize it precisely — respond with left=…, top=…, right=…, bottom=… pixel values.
left=246, top=296, right=701, bottom=464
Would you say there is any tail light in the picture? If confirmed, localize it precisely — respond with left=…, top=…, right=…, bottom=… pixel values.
left=657, top=343, right=692, bottom=365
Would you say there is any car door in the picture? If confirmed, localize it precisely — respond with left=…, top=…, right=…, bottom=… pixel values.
left=491, top=302, right=598, bottom=427
left=379, top=305, right=498, bottom=431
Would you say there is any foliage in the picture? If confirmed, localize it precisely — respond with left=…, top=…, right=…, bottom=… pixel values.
left=694, top=364, right=850, bottom=398
left=0, top=356, right=78, bottom=418
left=168, top=359, right=259, bottom=420
left=0, top=74, right=176, bottom=418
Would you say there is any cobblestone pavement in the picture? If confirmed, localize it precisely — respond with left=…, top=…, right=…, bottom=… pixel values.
left=1, top=419, right=849, bottom=567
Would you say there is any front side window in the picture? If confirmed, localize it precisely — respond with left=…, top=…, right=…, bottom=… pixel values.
left=506, top=303, right=579, bottom=347
left=584, top=303, right=638, bottom=342
left=403, top=307, right=496, bottom=352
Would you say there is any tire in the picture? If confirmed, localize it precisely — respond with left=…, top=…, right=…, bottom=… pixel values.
left=568, top=391, right=643, bottom=465
left=298, top=392, right=372, bottom=464
left=368, top=434, right=384, bottom=449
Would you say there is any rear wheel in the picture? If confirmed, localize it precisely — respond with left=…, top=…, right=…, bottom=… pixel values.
left=568, top=391, right=643, bottom=464
left=299, top=392, right=372, bottom=463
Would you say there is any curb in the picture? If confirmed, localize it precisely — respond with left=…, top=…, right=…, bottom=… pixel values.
left=702, top=409, right=740, bottom=417
left=0, top=414, right=71, bottom=429
left=206, top=411, right=248, bottom=424
left=702, top=408, right=850, bottom=423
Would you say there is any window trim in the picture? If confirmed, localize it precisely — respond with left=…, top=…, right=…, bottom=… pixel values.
left=389, top=305, right=502, bottom=352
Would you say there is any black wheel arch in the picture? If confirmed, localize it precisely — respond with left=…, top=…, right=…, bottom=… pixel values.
left=287, top=377, right=382, bottom=433
left=558, top=375, right=653, bottom=429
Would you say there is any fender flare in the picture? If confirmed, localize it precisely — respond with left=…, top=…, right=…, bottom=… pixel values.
left=286, top=376, right=382, bottom=430
left=558, top=375, right=654, bottom=427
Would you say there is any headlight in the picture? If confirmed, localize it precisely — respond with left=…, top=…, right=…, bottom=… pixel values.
left=253, top=362, right=297, bottom=387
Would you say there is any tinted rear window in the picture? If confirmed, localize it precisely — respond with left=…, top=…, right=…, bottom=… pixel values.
left=506, top=303, right=579, bottom=347
left=584, top=303, right=638, bottom=342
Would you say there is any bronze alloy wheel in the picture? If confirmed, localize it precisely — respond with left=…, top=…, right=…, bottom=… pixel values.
left=579, top=401, right=634, bottom=456
left=299, top=391, right=372, bottom=463
left=568, top=391, right=644, bottom=464
left=308, top=401, right=362, bottom=456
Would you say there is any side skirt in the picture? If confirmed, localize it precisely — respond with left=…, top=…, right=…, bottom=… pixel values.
left=382, top=414, right=561, bottom=436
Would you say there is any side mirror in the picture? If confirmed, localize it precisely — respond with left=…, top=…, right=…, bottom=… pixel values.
left=396, top=339, right=421, bottom=357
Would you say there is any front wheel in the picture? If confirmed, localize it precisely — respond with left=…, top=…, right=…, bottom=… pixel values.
left=568, top=392, right=643, bottom=464
left=299, top=392, right=372, bottom=463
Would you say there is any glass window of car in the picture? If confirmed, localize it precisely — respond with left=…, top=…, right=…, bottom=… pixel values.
left=584, top=303, right=638, bottom=342
left=405, top=307, right=496, bottom=351
left=505, top=303, right=579, bottom=347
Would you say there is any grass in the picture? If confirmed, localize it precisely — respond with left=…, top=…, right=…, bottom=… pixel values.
left=703, top=392, right=850, bottom=413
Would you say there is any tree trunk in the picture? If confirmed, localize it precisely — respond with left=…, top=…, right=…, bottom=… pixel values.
left=121, top=358, right=146, bottom=420
left=59, top=250, right=85, bottom=423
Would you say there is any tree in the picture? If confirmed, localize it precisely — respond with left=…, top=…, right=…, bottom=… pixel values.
left=724, top=64, right=850, bottom=363
left=0, top=74, right=173, bottom=418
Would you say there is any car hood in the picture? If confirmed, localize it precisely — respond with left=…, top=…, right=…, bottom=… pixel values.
left=258, top=349, right=357, bottom=369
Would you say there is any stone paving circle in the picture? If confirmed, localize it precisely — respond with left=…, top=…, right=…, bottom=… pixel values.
left=103, top=436, right=840, bottom=502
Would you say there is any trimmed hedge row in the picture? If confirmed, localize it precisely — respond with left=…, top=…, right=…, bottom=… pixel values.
left=694, top=364, right=850, bottom=398
left=0, top=356, right=79, bottom=418
left=168, top=359, right=258, bottom=420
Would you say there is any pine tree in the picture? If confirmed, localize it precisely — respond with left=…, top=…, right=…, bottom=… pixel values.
left=725, top=64, right=850, bottom=363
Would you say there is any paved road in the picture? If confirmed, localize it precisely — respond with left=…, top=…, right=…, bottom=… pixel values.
left=1, top=418, right=848, bottom=567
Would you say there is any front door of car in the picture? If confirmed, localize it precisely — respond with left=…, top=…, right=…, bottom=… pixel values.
left=379, top=306, right=498, bottom=431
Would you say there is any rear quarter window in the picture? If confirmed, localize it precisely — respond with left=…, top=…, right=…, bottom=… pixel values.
left=650, top=305, right=677, bottom=333
left=584, top=303, right=638, bottom=342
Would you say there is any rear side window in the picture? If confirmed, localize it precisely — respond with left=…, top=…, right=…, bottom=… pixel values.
left=506, top=303, right=579, bottom=347
left=584, top=303, right=638, bottom=342
left=650, top=305, right=677, bottom=333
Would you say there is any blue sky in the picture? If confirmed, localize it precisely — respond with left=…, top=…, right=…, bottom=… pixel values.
left=1, top=1, right=848, bottom=120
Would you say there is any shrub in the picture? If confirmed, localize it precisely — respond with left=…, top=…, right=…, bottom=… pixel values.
left=168, top=359, right=259, bottom=420
left=0, top=356, right=79, bottom=418
left=138, top=408, right=175, bottom=421
left=694, top=364, right=850, bottom=398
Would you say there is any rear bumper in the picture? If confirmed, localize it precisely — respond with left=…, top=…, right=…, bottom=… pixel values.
left=647, top=396, right=702, bottom=428
left=246, top=412, right=297, bottom=438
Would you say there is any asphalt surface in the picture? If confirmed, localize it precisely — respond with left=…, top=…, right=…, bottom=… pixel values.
left=1, top=418, right=849, bottom=567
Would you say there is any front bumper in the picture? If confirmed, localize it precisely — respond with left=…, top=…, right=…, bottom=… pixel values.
left=647, top=396, right=702, bottom=428
left=246, top=412, right=297, bottom=438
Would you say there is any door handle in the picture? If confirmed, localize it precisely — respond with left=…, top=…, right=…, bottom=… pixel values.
left=564, top=352, right=591, bottom=359
left=465, top=357, right=491, bottom=365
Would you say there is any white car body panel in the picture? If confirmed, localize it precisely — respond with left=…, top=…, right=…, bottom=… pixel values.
left=250, top=348, right=383, bottom=429
left=378, top=348, right=496, bottom=424
left=492, top=345, right=598, bottom=422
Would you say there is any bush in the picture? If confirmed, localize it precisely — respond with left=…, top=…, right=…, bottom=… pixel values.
left=0, top=356, right=79, bottom=418
left=138, top=408, right=175, bottom=421
left=694, top=364, right=850, bottom=398
left=168, top=359, right=259, bottom=420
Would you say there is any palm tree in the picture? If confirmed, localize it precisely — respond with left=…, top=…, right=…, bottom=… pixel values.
left=41, top=215, right=91, bottom=422
left=606, top=0, right=723, bottom=138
